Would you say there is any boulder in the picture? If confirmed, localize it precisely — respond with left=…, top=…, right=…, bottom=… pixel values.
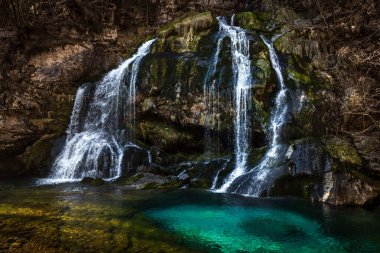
left=320, top=172, right=379, bottom=206
left=124, top=172, right=182, bottom=190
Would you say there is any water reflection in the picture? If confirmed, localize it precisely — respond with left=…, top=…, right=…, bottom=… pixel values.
left=0, top=182, right=379, bottom=253
left=145, top=190, right=380, bottom=253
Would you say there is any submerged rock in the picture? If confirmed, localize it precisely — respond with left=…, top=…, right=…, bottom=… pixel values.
left=124, top=172, right=182, bottom=190
left=80, top=177, right=106, bottom=186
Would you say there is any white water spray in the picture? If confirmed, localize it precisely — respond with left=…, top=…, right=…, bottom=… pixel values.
left=214, top=17, right=253, bottom=192
left=41, top=39, right=156, bottom=184
left=229, top=35, right=290, bottom=196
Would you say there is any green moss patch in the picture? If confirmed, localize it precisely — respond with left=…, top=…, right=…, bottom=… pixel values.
left=139, top=120, right=201, bottom=152
left=325, top=137, right=363, bottom=167
left=270, top=174, right=322, bottom=199
left=155, top=12, right=216, bottom=53
left=22, top=133, right=63, bottom=176
left=235, top=12, right=263, bottom=31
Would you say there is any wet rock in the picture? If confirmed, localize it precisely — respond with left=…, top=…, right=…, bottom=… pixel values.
left=136, top=165, right=151, bottom=173
left=288, top=139, right=330, bottom=175
left=174, top=158, right=232, bottom=189
left=0, top=42, right=120, bottom=178
left=353, top=134, right=380, bottom=174
left=178, top=172, right=190, bottom=181
left=270, top=174, right=322, bottom=199
left=141, top=98, right=156, bottom=112
left=21, top=134, right=65, bottom=177
left=235, top=12, right=264, bottom=31
left=120, top=145, right=151, bottom=176
left=124, top=172, right=182, bottom=190
left=135, top=163, right=171, bottom=175
left=155, top=12, right=216, bottom=53
left=320, top=172, right=379, bottom=206
left=267, top=137, right=380, bottom=206
left=80, top=177, right=105, bottom=186
left=324, top=136, right=363, bottom=168
left=139, top=120, right=203, bottom=153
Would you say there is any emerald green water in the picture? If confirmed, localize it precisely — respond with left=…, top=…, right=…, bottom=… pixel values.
left=0, top=181, right=379, bottom=252
left=145, top=191, right=380, bottom=253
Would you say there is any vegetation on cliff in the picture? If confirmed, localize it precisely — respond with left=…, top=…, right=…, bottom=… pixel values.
left=0, top=0, right=379, bottom=206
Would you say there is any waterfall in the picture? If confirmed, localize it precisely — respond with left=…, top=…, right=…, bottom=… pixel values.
left=224, top=35, right=290, bottom=196
left=203, top=19, right=227, bottom=155
left=40, top=39, right=156, bottom=184
left=210, top=158, right=230, bottom=190
left=262, top=35, right=288, bottom=158
left=212, top=17, right=253, bottom=192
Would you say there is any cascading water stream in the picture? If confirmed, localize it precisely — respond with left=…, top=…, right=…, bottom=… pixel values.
left=203, top=20, right=228, bottom=155
left=211, top=17, right=253, bottom=193
left=261, top=35, right=288, bottom=158
left=40, top=39, right=156, bottom=184
left=225, top=35, right=290, bottom=196
left=210, top=158, right=230, bottom=190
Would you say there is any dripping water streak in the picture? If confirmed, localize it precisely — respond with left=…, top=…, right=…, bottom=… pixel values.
left=203, top=21, right=226, bottom=154
left=262, top=35, right=288, bottom=158
left=67, top=85, right=88, bottom=140
left=231, top=14, right=236, bottom=26
left=211, top=159, right=230, bottom=190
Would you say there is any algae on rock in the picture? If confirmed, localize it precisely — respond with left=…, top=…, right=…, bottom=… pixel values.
left=324, top=137, right=363, bottom=168
left=155, top=12, right=216, bottom=53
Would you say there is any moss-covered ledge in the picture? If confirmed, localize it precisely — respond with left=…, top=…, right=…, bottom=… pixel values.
left=154, top=12, right=216, bottom=53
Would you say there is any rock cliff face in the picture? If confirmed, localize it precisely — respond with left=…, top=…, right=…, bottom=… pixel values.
left=0, top=0, right=247, bottom=177
left=0, top=0, right=379, bottom=206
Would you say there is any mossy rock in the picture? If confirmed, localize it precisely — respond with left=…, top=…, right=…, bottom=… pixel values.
left=273, top=7, right=299, bottom=31
left=124, top=173, right=183, bottom=190
left=159, top=12, right=215, bottom=37
left=22, top=133, right=64, bottom=176
left=138, top=53, right=207, bottom=99
left=190, top=178, right=211, bottom=188
left=247, top=147, right=268, bottom=167
left=80, top=177, right=106, bottom=186
left=273, top=31, right=296, bottom=55
left=325, top=137, right=363, bottom=168
left=50, top=92, right=78, bottom=134
left=143, top=179, right=183, bottom=190
left=155, top=12, right=216, bottom=53
left=287, top=68, right=311, bottom=85
left=285, top=55, right=314, bottom=89
left=81, top=177, right=94, bottom=184
left=92, top=178, right=106, bottom=186
left=254, top=51, right=272, bottom=86
left=270, top=174, right=322, bottom=199
left=125, top=173, right=145, bottom=183
left=235, top=12, right=264, bottom=31
left=139, top=120, right=202, bottom=152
